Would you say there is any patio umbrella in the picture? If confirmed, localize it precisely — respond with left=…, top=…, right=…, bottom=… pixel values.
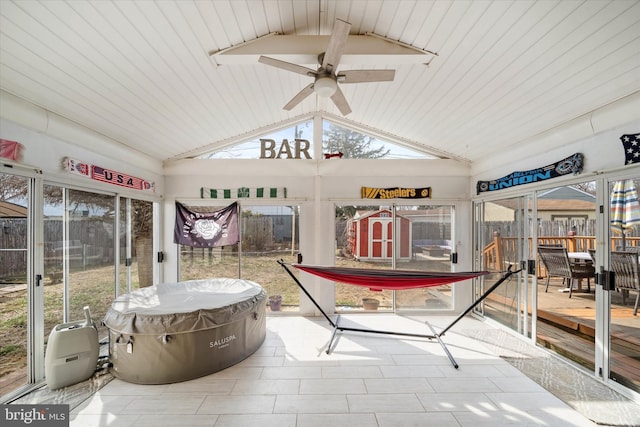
left=610, top=179, right=640, bottom=250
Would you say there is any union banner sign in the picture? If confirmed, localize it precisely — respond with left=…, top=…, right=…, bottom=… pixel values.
left=476, top=153, right=583, bottom=194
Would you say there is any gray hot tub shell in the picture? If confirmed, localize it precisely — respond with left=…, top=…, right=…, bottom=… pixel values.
left=103, top=278, right=266, bottom=384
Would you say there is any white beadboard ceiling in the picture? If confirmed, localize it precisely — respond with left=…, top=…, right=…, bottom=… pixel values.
left=1, top=0, right=639, bottom=164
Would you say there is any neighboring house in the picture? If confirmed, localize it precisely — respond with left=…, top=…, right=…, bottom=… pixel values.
left=536, top=187, right=596, bottom=221
left=490, top=186, right=596, bottom=222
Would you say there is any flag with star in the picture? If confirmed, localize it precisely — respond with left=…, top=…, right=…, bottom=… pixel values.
left=621, top=133, right=640, bottom=165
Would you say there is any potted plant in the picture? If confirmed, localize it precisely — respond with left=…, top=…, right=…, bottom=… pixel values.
left=268, top=295, right=282, bottom=311
left=362, top=298, right=380, bottom=310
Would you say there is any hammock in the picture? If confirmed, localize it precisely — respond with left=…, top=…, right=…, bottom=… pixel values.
left=278, top=260, right=518, bottom=369
left=292, top=264, right=489, bottom=291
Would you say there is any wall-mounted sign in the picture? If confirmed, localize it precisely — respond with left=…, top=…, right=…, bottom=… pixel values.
left=200, top=186, right=287, bottom=199
left=260, top=139, right=311, bottom=159
left=361, top=186, right=432, bottom=199
left=476, top=152, right=583, bottom=194
left=63, top=157, right=155, bottom=192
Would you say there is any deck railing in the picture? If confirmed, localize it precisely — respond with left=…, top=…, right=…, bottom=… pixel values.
left=483, top=232, right=640, bottom=276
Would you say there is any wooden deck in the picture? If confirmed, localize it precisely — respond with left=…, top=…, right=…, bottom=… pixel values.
left=486, top=276, right=640, bottom=393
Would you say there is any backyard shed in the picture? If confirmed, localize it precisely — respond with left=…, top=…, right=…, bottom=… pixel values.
left=348, top=209, right=411, bottom=261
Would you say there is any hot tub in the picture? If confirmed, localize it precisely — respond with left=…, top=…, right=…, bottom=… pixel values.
left=103, top=278, right=266, bottom=384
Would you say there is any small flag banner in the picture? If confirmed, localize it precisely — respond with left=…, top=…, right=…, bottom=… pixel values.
left=361, top=187, right=432, bottom=199
left=476, top=152, right=583, bottom=194
left=621, top=133, right=640, bottom=165
left=63, top=157, right=155, bottom=192
left=200, top=187, right=287, bottom=199
left=63, top=157, right=91, bottom=176
left=174, top=202, right=239, bottom=248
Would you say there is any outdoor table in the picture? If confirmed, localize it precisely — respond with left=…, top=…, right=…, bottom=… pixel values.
left=568, top=252, right=592, bottom=261
left=560, top=252, right=594, bottom=293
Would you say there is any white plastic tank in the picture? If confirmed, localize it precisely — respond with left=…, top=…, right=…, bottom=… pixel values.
left=45, top=306, right=99, bottom=390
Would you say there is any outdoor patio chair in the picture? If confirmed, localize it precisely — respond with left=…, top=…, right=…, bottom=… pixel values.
left=610, top=251, right=640, bottom=316
left=538, top=246, right=595, bottom=298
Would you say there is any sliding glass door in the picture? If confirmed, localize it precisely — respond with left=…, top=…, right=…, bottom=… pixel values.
left=474, top=195, right=532, bottom=335
left=43, top=186, right=116, bottom=343
left=334, top=204, right=453, bottom=312
left=118, top=198, right=154, bottom=295
left=0, top=172, right=32, bottom=398
left=0, top=171, right=159, bottom=401
left=607, top=176, right=640, bottom=393
left=534, top=182, right=597, bottom=373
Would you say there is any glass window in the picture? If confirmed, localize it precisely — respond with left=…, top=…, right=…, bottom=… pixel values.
left=0, top=173, right=30, bottom=396
left=197, top=120, right=313, bottom=159
left=196, top=118, right=436, bottom=160
left=334, top=204, right=453, bottom=312
left=178, top=204, right=300, bottom=311
left=43, top=187, right=116, bottom=342
left=118, top=198, right=154, bottom=295
left=323, top=120, right=433, bottom=159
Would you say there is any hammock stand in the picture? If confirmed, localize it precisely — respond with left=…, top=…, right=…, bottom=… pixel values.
left=277, top=260, right=519, bottom=369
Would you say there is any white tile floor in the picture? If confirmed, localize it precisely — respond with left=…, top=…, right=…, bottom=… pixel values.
left=70, top=315, right=601, bottom=426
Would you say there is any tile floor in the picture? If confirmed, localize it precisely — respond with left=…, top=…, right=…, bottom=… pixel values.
left=69, top=314, right=635, bottom=426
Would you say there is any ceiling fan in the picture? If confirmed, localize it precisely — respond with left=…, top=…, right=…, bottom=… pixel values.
left=258, top=19, right=395, bottom=116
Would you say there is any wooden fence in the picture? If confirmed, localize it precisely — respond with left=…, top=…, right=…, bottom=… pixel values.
left=1, top=217, right=114, bottom=280
left=483, top=232, right=640, bottom=276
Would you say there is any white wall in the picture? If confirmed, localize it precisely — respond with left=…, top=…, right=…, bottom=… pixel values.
left=0, top=91, right=163, bottom=195
left=472, top=92, right=640, bottom=188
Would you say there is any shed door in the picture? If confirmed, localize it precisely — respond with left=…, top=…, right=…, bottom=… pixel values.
left=370, top=218, right=392, bottom=259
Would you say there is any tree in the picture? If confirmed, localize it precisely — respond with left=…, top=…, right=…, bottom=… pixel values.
left=323, top=124, right=390, bottom=158
left=572, top=182, right=596, bottom=195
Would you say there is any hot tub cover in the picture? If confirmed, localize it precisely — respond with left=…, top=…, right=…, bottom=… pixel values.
left=103, top=278, right=266, bottom=384
left=104, top=278, right=266, bottom=335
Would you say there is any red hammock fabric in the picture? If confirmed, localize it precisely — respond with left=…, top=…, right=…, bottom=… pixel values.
left=292, top=264, right=489, bottom=291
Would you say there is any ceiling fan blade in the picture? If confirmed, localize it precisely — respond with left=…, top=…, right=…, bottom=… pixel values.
left=338, top=69, right=395, bottom=84
left=283, top=83, right=315, bottom=110
left=330, top=86, right=352, bottom=116
left=259, top=56, right=317, bottom=77
left=322, top=19, right=351, bottom=72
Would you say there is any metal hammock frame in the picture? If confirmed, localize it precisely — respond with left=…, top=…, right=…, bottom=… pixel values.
left=278, top=260, right=519, bottom=369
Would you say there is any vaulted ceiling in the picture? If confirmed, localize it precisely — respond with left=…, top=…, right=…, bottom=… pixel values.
left=1, top=0, right=639, bottom=164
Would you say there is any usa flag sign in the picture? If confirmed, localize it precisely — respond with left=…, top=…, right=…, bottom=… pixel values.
left=63, top=157, right=154, bottom=192
left=91, top=165, right=155, bottom=192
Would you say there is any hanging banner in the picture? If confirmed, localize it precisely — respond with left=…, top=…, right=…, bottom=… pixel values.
left=620, top=132, right=640, bottom=165
left=361, top=186, right=432, bottom=199
left=62, top=157, right=155, bottom=192
left=0, top=139, right=24, bottom=161
left=476, top=152, right=583, bottom=194
left=62, top=157, right=90, bottom=176
left=200, top=187, right=287, bottom=199
left=174, top=202, right=239, bottom=248
left=91, top=165, right=155, bottom=192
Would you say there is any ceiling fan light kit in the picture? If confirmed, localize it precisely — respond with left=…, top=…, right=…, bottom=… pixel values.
left=313, top=76, right=337, bottom=97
